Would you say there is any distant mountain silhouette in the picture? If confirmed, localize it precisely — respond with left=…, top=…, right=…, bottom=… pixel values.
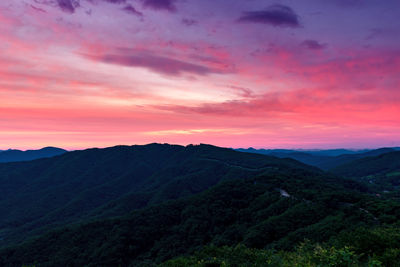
left=0, top=147, right=67, bottom=163
left=236, top=148, right=369, bottom=157
left=236, top=147, right=398, bottom=170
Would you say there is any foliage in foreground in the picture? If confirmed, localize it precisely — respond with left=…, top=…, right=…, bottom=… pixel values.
left=162, top=225, right=400, bottom=267
left=161, top=243, right=386, bottom=267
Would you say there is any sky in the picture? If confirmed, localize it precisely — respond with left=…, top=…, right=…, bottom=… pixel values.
left=0, top=0, right=399, bottom=149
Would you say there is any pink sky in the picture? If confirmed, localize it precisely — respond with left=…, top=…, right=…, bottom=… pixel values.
left=0, top=0, right=399, bottom=150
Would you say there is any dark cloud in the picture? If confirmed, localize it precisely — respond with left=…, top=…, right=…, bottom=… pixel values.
left=301, top=40, right=327, bottom=50
left=51, top=0, right=136, bottom=14
left=32, top=0, right=78, bottom=13
left=89, top=52, right=219, bottom=76
left=140, top=0, right=176, bottom=12
left=102, top=0, right=126, bottom=3
left=37, top=0, right=172, bottom=14
left=57, top=0, right=79, bottom=13
left=123, top=4, right=143, bottom=16
left=238, top=4, right=300, bottom=28
left=182, top=18, right=197, bottom=26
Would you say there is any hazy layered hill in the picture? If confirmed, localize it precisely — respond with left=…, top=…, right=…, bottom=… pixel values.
left=0, top=147, right=67, bottom=163
left=332, top=151, right=400, bottom=191
left=0, top=143, right=317, bottom=247
left=236, top=148, right=370, bottom=157
left=332, top=151, right=400, bottom=177
left=236, top=147, right=398, bottom=170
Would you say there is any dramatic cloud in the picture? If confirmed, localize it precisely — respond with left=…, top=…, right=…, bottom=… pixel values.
left=0, top=0, right=399, bottom=149
left=90, top=52, right=219, bottom=76
left=238, top=4, right=300, bottom=28
left=140, top=0, right=176, bottom=12
left=301, top=40, right=327, bottom=50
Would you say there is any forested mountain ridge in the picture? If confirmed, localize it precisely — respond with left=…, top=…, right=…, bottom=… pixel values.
left=237, top=147, right=398, bottom=170
left=332, top=151, right=400, bottom=178
left=332, top=151, right=400, bottom=193
left=0, top=147, right=66, bottom=163
left=1, top=168, right=398, bottom=266
left=0, top=143, right=318, bottom=247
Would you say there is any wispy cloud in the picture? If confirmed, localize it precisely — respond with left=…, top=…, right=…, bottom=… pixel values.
left=0, top=0, right=398, bottom=149
left=87, top=51, right=224, bottom=76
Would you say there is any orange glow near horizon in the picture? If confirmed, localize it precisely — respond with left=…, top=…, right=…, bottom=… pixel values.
left=0, top=1, right=399, bottom=150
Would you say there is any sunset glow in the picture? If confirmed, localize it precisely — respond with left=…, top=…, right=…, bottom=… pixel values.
left=1, top=0, right=399, bottom=149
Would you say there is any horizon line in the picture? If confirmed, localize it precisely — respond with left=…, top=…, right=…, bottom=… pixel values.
left=1, top=143, right=399, bottom=152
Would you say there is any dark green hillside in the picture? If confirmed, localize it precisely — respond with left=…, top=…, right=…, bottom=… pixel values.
left=320, top=148, right=397, bottom=170
left=237, top=147, right=396, bottom=170
left=332, top=151, right=400, bottom=178
left=331, top=151, right=400, bottom=192
left=0, top=168, right=398, bottom=266
left=0, top=143, right=316, bottom=247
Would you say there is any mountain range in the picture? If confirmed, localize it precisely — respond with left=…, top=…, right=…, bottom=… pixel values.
left=236, top=147, right=400, bottom=170
left=0, top=144, right=318, bottom=247
left=0, top=147, right=66, bottom=163
left=0, top=144, right=398, bottom=266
